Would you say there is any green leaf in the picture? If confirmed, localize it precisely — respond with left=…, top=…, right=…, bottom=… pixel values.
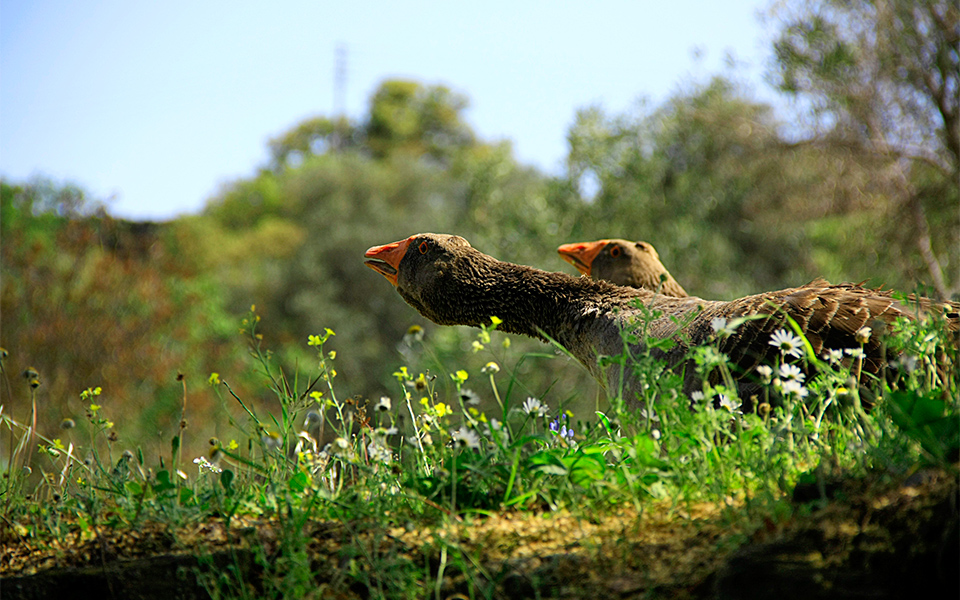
left=527, top=450, right=568, bottom=476
left=220, top=469, right=235, bottom=492
left=153, top=470, right=176, bottom=493
left=288, top=471, right=310, bottom=493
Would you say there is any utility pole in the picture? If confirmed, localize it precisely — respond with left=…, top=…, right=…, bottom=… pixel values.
left=332, top=42, right=347, bottom=151
left=334, top=42, right=347, bottom=118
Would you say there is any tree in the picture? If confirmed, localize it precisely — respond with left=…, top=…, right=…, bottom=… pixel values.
left=771, top=0, right=959, bottom=298
left=366, top=80, right=476, bottom=163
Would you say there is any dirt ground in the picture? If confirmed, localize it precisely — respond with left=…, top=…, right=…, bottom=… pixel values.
left=3, top=469, right=957, bottom=600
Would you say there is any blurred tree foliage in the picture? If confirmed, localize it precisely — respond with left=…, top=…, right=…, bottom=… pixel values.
left=3, top=3, right=956, bottom=461
left=1, top=179, right=252, bottom=464
left=770, top=0, right=959, bottom=298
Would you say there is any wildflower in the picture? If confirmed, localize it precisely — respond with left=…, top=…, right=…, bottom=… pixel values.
left=778, top=363, right=805, bottom=383
left=779, top=379, right=809, bottom=399
left=481, top=361, right=500, bottom=375
left=549, top=415, right=575, bottom=442
left=460, top=389, right=481, bottom=406
left=407, top=373, right=429, bottom=392
left=711, top=317, right=737, bottom=338
left=718, top=394, right=741, bottom=413
left=375, top=396, right=392, bottom=412
left=900, top=355, right=918, bottom=373
left=855, top=326, right=872, bottom=344
left=450, top=426, right=480, bottom=450
left=193, top=456, right=223, bottom=474
left=844, top=347, right=865, bottom=359
left=755, top=365, right=773, bottom=384
left=769, top=328, right=804, bottom=359
left=824, top=349, right=844, bottom=364
left=332, top=437, right=350, bottom=452
left=403, top=324, right=424, bottom=345
left=690, top=390, right=705, bottom=402
left=367, top=441, right=393, bottom=463
left=262, top=431, right=282, bottom=452
left=295, top=430, right=318, bottom=455
left=485, top=419, right=509, bottom=445
left=208, top=372, right=221, bottom=385
left=522, top=397, right=548, bottom=417
left=434, top=402, right=451, bottom=418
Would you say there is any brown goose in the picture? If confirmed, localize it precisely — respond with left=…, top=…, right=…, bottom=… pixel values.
left=365, top=233, right=957, bottom=406
left=557, top=239, right=689, bottom=297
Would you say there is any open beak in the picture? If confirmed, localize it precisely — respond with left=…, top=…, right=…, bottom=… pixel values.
left=557, top=240, right=608, bottom=276
left=364, top=237, right=413, bottom=286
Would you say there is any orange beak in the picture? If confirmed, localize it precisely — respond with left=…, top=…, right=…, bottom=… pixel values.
left=557, top=240, right=608, bottom=276
left=364, top=237, right=413, bottom=286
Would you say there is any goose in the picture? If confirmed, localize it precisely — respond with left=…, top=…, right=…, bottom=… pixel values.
left=558, top=239, right=689, bottom=297
left=365, top=233, right=957, bottom=407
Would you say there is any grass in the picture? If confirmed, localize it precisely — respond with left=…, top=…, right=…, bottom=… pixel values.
left=1, top=304, right=958, bottom=599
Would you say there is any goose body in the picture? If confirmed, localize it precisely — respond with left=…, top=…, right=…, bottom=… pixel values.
left=557, top=239, right=689, bottom=296
left=366, top=233, right=957, bottom=407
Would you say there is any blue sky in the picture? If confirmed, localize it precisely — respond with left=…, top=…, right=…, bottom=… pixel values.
left=1, top=1, right=777, bottom=220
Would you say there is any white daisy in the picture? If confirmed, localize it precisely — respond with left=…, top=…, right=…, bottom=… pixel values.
left=779, top=379, right=809, bottom=399
left=755, top=365, right=773, bottom=384
left=769, top=328, right=804, bottom=359
left=844, top=347, right=866, bottom=359
left=718, top=394, right=742, bottom=412
left=778, top=363, right=805, bottom=383
left=460, top=389, right=481, bottom=406
left=375, top=396, right=392, bottom=412
left=711, top=317, right=736, bottom=338
left=367, top=441, right=393, bottom=463
left=824, top=349, right=844, bottom=364
left=450, top=426, right=480, bottom=450
left=522, top=397, right=548, bottom=417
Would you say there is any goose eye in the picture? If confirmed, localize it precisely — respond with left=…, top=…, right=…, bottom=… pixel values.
left=609, top=246, right=621, bottom=258
left=418, top=241, right=429, bottom=254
